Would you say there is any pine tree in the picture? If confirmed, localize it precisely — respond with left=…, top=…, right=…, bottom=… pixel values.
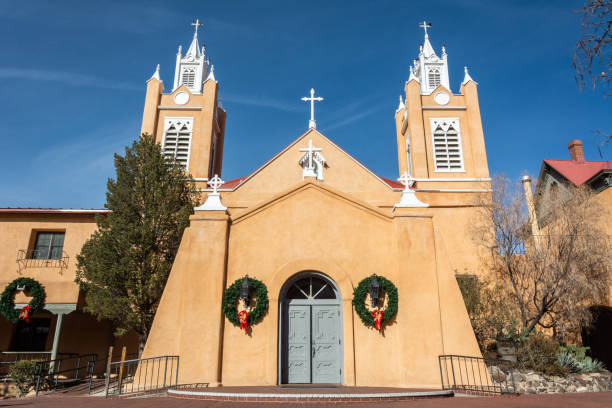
left=76, top=134, right=199, bottom=355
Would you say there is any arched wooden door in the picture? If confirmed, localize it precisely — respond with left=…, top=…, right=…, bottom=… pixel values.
left=279, top=273, right=343, bottom=384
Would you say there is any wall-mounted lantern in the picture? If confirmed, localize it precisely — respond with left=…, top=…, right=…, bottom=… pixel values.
left=368, top=274, right=381, bottom=308
left=240, top=275, right=252, bottom=309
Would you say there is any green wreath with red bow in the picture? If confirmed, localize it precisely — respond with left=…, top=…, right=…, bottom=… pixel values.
left=222, top=276, right=268, bottom=333
left=0, top=277, right=46, bottom=323
left=352, top=275, right=398, bottom=331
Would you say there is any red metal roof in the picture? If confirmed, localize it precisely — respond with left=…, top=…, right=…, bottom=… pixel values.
left=0, top=208, right=107, bottom=214
left=544, top=159, right=612, bottom=187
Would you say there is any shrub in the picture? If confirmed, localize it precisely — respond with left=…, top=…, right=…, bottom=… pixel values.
left=557, top=345, right=606, bottom=373
left=9, top=360, right=36, bottom=397
left=516, top=332, right=568, bottom=375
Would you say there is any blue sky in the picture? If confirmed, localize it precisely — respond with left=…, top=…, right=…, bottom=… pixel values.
left=0, top=0, right=609, bottom=208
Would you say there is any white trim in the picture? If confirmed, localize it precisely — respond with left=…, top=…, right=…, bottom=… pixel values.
left=414, top=188, right=492, bottom=193
left=422, top=106, right=466, bottom=110
left=412, top=177, right=491, bottom=182
left=430, top=118, right=465, bottom=172
left=15, top=303, right=77, bottom=314
left=162, top=117, right=193, bottom=171
left=167, top=389, right=454, bottom=399
left=192, top=178, right=209, bottom=182
left=158, top=106, right=202, bottom=110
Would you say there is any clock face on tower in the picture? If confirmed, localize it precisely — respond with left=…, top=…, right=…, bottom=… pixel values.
left=434, top=91, right=450, bottom=105
left=174, top=91, right=190, bottom=105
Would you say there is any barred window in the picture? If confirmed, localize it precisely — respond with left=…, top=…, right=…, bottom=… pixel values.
left=428, top=68, right=441, bottom=89
left=180, top=67, right=196, bottom=89
left=431, top=118, right=464, bottom=172
left=162, top=118, right=193, bottom=170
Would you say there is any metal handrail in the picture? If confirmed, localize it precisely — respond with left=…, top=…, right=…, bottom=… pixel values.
left=0, top=351, right=78, bottom=377
left=439, top=354, right=519, bottom=395
left=104, top=355, right=179, bottom=397
left=34, top=354, right=97, bottom=395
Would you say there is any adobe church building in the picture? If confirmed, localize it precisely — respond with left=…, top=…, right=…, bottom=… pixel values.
left=1, top=23, right=493, bottom=388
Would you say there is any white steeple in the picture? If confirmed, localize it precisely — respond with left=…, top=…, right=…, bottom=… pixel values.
left=462, top=66, right=476, bottom=85
left=413, top=21, right=450, bottom=95
left=396, top=95, right=405, bottom=111
left=172, top=19, right=211, bottom=93
left=149, top=64, right=161, bottom=81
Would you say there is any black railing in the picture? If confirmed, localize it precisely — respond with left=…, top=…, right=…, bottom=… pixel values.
left=0, top=351, right=78, bottom=378
left=16, top=249, right=69, bottom=272
left=439, top=355, right=519, bottom=395
left=34, top=354, right=98, bottom=395
left=104, top=355, right=179, bottom=397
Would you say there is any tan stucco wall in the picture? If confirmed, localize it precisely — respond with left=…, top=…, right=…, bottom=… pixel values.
left=143, top=179, right=483, bottom=388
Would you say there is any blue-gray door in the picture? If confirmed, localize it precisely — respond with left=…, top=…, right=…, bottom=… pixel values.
left=282, top=274, right=342, bottom=384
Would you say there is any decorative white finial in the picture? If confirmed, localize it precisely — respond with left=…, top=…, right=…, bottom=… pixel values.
left=207, top=64, right=216, bottom=82
left=462, top=66, right=475, bottom=85
left=394, top=171, right=428, bottom=209
left=397, top=95, right=405, bottom=111
left=149, top=64, right=160, bottom=81
left=408, top=66, right=419, bottom=83
left=177, top=45, right=182, bottom=56
left=195, top=174, right=227, bottom=211
left=442, top=45, right=447, bottom=56
left=301, top=88, right=324, bottom=129
left=192, top=19, right=204, bottom=37
left=419, top=21, right=431, bottom=37
left=299, top=139, right=326, bottom=181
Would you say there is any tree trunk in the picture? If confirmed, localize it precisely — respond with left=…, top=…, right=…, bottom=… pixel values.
left=138, top=329, right=148, bottom=358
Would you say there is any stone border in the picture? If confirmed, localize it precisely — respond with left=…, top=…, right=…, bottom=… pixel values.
left=167, top=388, right=454, bottom=402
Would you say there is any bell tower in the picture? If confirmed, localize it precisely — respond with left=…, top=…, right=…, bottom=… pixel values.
left=394, top=22, right=489, bottom=184
left=140, top=20, right=226, bottom=188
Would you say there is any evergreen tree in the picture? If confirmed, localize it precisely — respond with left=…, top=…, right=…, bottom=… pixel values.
left=76, top=134, right=199, bottom=355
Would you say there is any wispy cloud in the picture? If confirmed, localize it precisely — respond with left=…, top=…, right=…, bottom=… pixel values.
left=325, top=96, right=387, bottom=131
left=223, top=94, right=301, bottom=112
left=0, top=68, right=141, bottom=91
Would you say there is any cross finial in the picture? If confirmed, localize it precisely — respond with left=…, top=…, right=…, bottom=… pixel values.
left=398, top=171, right=415, bottom=190
left=419, top=21, right=431, bottom=37
left=208, top=174, right=224, bottom=194
left=301, top=88, right=324, bottom=129
left=192, top=19, right=204, bottom=36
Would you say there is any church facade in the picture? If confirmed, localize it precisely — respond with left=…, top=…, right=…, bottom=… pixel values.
left=141, top=24, right=491, bottom=388
left=1, top=23, right=493, bottom=389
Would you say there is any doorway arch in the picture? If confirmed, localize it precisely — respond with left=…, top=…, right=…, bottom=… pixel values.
left=278, top=272, right=343, bottom=384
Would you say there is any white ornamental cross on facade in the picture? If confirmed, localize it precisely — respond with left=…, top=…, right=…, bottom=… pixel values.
left=301, top=88, right=324, bottom=129
left=208, top=174, right=224, bottom=194
left=398, top=171, right=415, bottom=190
left=299, top=139, right=326, bottom=181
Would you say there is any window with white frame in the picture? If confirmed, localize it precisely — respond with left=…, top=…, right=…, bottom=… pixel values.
left=430, top=118, right=464, bottom=172
left=180, top=67, right=196, bottom=89
left=428, top=68, right=441, bottom=89
left=162, top=118, right=193, bottom=170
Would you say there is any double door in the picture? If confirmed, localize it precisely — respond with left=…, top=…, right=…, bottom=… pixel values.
left=284, top=304, right=342, bottom=384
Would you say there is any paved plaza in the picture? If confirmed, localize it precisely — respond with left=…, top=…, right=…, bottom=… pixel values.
left=1, top=392, right=612, bottom=408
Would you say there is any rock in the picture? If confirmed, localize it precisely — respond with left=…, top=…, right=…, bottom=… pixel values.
left=575, top=386, right=588, bottom=393
left=509, top=372, right=524, bottom=383
left=489, top=366, right=506, bottom=382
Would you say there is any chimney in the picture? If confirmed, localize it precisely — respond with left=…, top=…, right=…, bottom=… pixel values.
left=568, top=139, right=585, bottom=163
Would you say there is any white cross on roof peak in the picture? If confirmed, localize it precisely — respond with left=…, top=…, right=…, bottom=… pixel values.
left=301, top=88, right=324, bottom=129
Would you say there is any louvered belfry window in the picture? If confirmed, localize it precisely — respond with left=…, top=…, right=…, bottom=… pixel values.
left=431, top=118, right=464, bottom=172
left=428, top=68, right=441, bottom=89
left=162, top=118, right=193, bottom=170
left=181, top=67, right=196, bottom=89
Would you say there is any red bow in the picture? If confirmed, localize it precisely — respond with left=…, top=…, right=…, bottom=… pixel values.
left=371, top=309, right=384, bottom=331
left=19, top=305, right=32, bottom=323
left=238, top=310, right=249, bottom=333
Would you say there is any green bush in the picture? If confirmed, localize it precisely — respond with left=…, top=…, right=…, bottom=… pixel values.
left=9, top=360, right=37, bottom=397
left=557, top=345, right=606, bottom=373
left=516, top=332, right=568, bottom=376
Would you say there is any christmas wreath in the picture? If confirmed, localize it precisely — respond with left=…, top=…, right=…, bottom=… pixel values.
left=222, top=276, right=268, bottom=332
left=352, top=275, right=398, bottom=330
left=0, top=277, right=46, bottom=323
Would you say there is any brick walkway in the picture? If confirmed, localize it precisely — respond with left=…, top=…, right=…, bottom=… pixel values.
left=1, top=392, right=612, bottom=407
